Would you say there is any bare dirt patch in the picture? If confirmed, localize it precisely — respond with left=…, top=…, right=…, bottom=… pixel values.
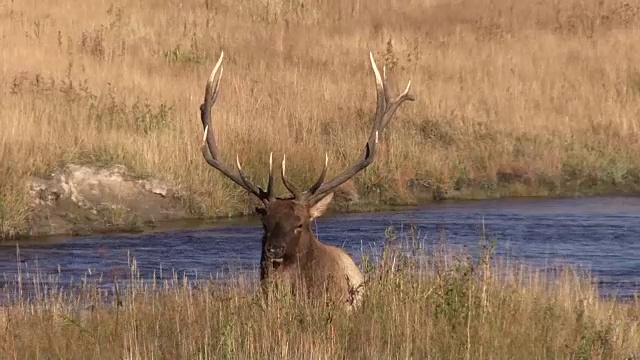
left=27, top=164, right=188, bottom=237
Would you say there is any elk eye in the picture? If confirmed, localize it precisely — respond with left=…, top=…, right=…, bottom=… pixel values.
left=294, top=224, right=303, bottom=233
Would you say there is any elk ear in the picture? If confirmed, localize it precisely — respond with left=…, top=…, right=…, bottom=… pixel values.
left=309, top=193, right=334, bottom=219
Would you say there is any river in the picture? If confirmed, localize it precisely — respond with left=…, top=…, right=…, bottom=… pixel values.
left=1, top=196, right=638, bottom=299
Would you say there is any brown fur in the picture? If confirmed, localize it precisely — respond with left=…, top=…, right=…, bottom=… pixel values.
left=258, top=195, right=364, bottom=310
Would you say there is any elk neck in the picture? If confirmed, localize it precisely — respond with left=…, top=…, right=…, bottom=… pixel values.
left=283, top=222, right=321, bottom=265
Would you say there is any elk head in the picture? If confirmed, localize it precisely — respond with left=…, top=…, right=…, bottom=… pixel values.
left=198, top=51, right=414, bottom=274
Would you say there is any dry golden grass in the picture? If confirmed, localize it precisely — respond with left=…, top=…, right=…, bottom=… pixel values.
left=0, top=235, right=638, bottom=359
left=2, top=0, right=640, bottom=237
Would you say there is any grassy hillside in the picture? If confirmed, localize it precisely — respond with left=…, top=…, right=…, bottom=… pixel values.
left=2, top=0, right=640, bottom=238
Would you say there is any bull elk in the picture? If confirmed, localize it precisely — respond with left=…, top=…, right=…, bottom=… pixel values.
left=198, top=51, right=414, bottom=310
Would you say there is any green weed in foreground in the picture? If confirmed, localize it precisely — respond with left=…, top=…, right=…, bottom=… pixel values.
left=0, top=234, right=638, bottom=359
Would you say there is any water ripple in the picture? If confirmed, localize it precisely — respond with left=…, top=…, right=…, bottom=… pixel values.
left=0, top=196, right=638, bottom=298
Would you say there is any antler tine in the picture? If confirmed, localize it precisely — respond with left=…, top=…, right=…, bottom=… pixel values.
left=200, top=51, right=225, bottom=157
left=380, top=79, right=414, bottom=131
left=304, top=52, right=414, bottom=204
left=199, top=51, right=270, bottom=204
left=235, top=154, right=266, bottom=197
left=266, top=152, right=275, bottom=201
left=281, top=154, right=301, bottom=198
left=304, top=153, right=329, bottom=196
left=371, top=52, right=387, bottom=132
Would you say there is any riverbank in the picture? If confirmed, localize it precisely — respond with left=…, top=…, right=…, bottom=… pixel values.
left=4, top=160, right=640, bottom=240
left=1, top=238, right=638, bottom=358
left=2, top=0, right=640, bottom=239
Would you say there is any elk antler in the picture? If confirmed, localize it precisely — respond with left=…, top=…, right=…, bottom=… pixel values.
left=281, top=52, right=415, bottom=204
left=200, top=51, right=274, bottom=204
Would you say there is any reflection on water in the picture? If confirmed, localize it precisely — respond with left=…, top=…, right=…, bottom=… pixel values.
left=0, top=196, right=639, bottom=299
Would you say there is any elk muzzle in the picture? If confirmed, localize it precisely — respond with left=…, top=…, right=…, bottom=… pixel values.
left=265, top=243, right=285, bottom=260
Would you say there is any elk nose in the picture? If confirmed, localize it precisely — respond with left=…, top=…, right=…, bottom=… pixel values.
left=266, top=244, right=284, bottom=257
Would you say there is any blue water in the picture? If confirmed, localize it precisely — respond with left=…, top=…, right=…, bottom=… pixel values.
left=1, top=196, right=639, bottom=299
